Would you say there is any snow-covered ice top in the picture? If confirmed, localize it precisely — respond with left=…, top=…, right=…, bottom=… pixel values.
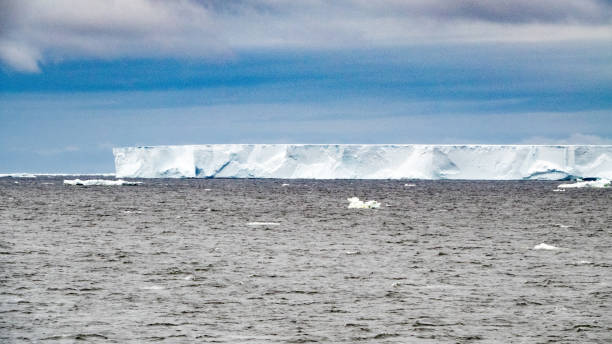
left=113, top=144, right=612, bottom=180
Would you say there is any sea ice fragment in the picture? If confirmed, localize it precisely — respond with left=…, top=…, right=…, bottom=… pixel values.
left=533, top=243, right=561, bottom=250
left=347, top=197, right=380, bottom=209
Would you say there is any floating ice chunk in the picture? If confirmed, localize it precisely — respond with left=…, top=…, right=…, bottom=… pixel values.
left=141, top=285, right=164, bottom=290
left=282, top=183, right=290, bottom=187
left=552, top=189, right=565, bottom=192
left=533, top=243, right=561, bottom=250
left=247, top=222, right=280, bottom=226
left=347, top=197, right=380, bottom=209
left=64, top=179, right=142, bottom=186
left=558, top=179, right=610, bottom=189
left=404, top=183, right=416, bottom=187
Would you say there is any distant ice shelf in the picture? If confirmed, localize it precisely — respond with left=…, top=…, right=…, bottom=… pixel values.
left=113, top=144, right=612, bottom=180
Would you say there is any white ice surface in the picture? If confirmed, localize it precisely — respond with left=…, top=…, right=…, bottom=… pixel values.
left=64, top=179, right=142, bottom=186
left=113, top=144, right=612, bottom=180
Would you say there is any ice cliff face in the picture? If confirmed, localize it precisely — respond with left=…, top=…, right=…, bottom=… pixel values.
left=113, top=144, right=612, bottom=180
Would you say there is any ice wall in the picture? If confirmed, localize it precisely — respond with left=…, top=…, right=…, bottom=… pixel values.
left=113, top=144, right=612, bottom=180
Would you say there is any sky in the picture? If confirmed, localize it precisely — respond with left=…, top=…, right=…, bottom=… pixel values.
left=1, top=0, right=611, bottom=173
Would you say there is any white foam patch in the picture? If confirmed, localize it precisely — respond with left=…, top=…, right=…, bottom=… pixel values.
left=64, top=179, right=142, bottom=186
left=533, top=243, right=561, bottom=250
left=347, top=197, right=380, bottom=209
left=247, top=222, right=280, bottom=226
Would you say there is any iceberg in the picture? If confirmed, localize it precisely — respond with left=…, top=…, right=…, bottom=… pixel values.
left=113, top=144, right=612, bottom=180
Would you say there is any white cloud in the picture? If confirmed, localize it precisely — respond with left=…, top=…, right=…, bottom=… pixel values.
left=1, top=0, right=611, bottom=72
left=0, top=41, right=41, bottom=72
left=521, top=133, right=612, bottom=145
left=34, top=145, right=81, bottom=156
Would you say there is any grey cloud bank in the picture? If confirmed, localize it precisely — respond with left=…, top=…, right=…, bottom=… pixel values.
left=1, top=0, right=611, bottom=72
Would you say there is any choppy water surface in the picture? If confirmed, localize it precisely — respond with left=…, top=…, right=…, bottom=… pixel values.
left=1, top=178, right=611, bottom=343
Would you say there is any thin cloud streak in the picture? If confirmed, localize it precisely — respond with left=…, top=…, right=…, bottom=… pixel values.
left=1, top=0, right=611, bottom=72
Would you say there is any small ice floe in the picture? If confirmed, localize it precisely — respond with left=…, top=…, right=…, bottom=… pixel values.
left=203, top=188, right=211, bottom=191
left=141, top=285, right=165, bottom=290
left=183, top=275, right=194, bottom=281
left=576, top=260, right=592, bottom=265
left=557, top=179, right=610, bottom=189
left=404, top=183, right=416, bottom=187
left=552, top=189, right=565, bottom=192
left=345, top=250, right=360, bottom=255
left=533, top=243, right=561, bottom=250
left=64, top=179, right=142, bottom=186
left=282, top=183, right=290, bottom=187
left=247, top=222, right=280, bottom=226
left=347, top=197, right=380, bottom=209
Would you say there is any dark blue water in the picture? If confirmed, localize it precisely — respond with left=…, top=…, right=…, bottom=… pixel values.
left=1, top=177, right=611, bottom=343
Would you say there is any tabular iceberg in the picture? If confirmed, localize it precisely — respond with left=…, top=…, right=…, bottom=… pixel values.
left=113, top=144, right=612, bottom=180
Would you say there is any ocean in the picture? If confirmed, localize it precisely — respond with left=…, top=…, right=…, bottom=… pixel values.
left=1, top=177, right=610, bottom=343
